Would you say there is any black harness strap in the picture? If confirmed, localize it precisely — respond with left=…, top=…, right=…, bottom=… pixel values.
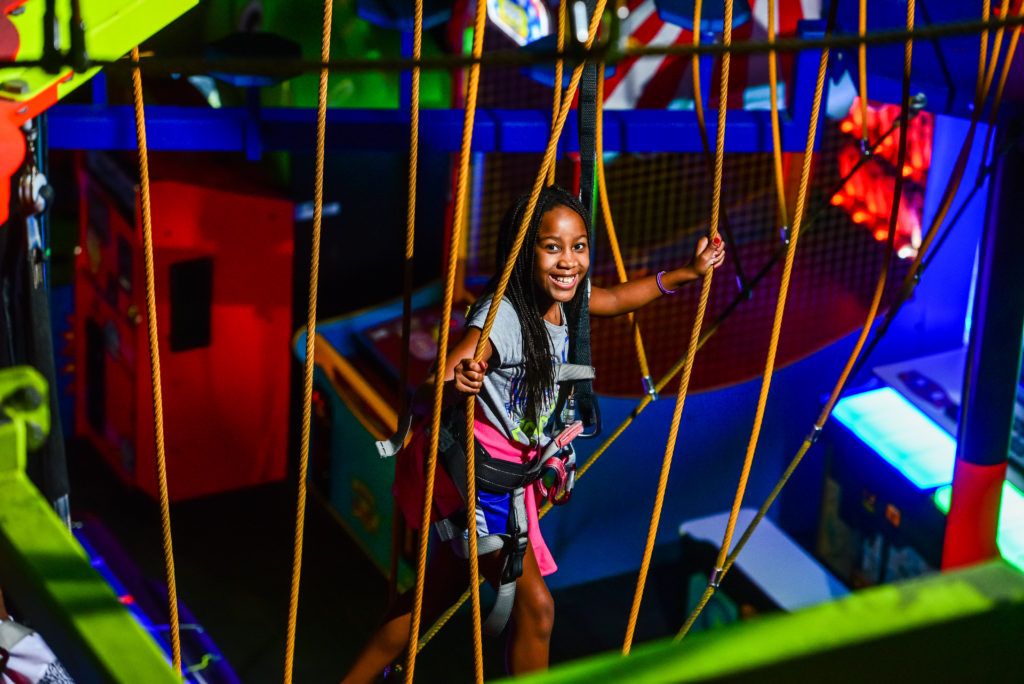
left=556, top=0, right=601, bottom=437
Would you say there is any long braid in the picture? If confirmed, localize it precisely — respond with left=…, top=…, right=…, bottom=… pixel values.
left=470, top=185, right=589, bottom=433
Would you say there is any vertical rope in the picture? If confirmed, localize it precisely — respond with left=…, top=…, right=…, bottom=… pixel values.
left=768, top=0, right=789, bottom=228
left=284, top=0, right=332, bottom=680
left=405, top=0, right=487, bottom=677
left=858, top=0, right=868, bottom=149
left=595, top=62, right=653, bottom=388
left=621, top=0, right=731, bottom=655
left=129, top=45, right=181, bottom=676
left=980, top=0, right=1023, bottom=167
left=548, top=0, right=566, bottom=186
left=389, top=0, right=424, bottom=607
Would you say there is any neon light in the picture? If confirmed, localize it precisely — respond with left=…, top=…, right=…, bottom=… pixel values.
left=832, top=387, right=957, bottom=489
left=933, top=482, right=1024, bottom=573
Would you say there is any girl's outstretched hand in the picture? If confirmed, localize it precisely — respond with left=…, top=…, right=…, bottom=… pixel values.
left=691, top=235, right=726, bottom=276
left=453, top=358, right=488, bottom=395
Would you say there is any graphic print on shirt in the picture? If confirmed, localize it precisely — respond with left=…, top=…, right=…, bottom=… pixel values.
left=507, top=330, right=570, bottom=443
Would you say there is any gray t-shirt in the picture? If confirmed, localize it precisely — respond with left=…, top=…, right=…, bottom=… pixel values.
left=466, top=297, right=569, bottom=447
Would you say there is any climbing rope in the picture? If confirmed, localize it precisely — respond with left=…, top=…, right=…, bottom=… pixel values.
left=389, top=0, right=424, bottom=608
left=283, top=0, right=332, bottom=680
left=406, top=0, right=488, bottom=678
left=621, top=0, right=732, bottom=655
left=548, top=0, right=566, bottom=186
left=676, top=0, right=839, bottom=640
left=979, top=0, right=1023, bottom=177
left=767, top=0, right=789, bottom=230
left=595, top=62, right=654, bottom=395
left=687, top=0, right=748, bottom=290
left=858, top=0, right=869, bottom=151
left=129, top=44, right=181, bottom=676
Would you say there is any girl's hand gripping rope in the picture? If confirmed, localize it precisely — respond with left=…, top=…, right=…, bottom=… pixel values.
left=453, top=359, right=487, bottom=396
left=691, top=235, right=726, bottom=276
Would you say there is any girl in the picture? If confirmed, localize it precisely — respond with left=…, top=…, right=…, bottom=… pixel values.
left=341, top=185, right=724, bottom=682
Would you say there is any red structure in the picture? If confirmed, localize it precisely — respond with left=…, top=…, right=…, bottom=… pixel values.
left=73, top=152, right=293, bottom=501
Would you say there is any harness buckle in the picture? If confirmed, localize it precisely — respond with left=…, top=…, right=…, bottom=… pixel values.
left=780, top=225, right=791, bottom=246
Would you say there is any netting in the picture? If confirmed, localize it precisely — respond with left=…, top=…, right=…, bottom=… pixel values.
left=466, top=108, right=932, bottom=395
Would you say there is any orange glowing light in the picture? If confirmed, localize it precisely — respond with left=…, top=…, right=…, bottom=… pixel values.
left=831, top=194, right=844, bottom=206
left=840, top=120, right=854, bottom=133
left=874, top=228, right=888, bottom=242
left=853, top=210, right=869, bottom=224
left=902, top=164, right=913, bottom=177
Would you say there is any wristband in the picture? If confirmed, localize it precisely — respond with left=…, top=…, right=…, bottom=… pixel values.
left=656, top=270, right=677, bottom=295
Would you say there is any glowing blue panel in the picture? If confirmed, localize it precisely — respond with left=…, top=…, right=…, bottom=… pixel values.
left=832, top=387, right=957, bottom=489
left=934, top=482, right=1024, bottom=573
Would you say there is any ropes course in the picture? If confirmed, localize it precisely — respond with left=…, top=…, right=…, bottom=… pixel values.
left=3, top=0, right=1023, bottom=682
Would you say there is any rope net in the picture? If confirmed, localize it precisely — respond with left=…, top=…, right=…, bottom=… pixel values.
left=464, top=117, right=929, bottom=398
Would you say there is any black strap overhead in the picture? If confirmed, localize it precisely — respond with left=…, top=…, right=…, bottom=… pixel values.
left=557, top=0, right=601, bottom=437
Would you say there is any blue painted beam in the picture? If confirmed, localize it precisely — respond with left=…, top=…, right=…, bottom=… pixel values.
left=47, top=104, right=819, bottom=154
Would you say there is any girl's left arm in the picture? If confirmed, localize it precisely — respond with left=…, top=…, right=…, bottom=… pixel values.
left=589, top=236, right=725, bottom=317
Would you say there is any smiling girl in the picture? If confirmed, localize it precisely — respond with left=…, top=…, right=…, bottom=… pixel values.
left=341, top=185, right=724, bottom=682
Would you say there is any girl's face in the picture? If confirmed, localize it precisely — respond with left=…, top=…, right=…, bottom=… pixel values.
left=533, top=205, right=590, bottom=320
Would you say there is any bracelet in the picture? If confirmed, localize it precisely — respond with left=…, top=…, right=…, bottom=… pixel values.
left=656, top=270, right=677, bottom=295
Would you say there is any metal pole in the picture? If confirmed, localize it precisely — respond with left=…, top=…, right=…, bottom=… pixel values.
left=942, top=125, right=1024, bottom=569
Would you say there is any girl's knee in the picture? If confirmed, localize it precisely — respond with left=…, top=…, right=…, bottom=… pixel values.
left=516, top=582, right=555, bottom=638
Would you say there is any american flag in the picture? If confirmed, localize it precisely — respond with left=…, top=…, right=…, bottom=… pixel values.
left=603, top=0, right=822, bottom=110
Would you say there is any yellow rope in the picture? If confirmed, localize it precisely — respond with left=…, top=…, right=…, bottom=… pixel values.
left=977, top=1, right=991, bottom=105
left=858, top=0, right=868, bottom=148
left=284, top=0, right=332, bottom=680
left=405, top=0, right=487, bottom=677
left=129, top=45, right=181, bottom=676
left=980, top=0, right=1023, bottom=166
left=548, top=0, right=566, bottom=186
left=596, top=61, right=653, bottom=389
left=903, top=0, right=1003, bottom=292
left=982, top=1, right=1011, bottom=101
left=768, top=0, right=789, bottom=229
left=621, top=0, right=730, bottom=655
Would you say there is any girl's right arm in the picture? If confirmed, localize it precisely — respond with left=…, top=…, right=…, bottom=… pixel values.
left=411, top=326, right=494, bottom=415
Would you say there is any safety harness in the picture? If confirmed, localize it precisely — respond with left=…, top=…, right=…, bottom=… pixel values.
left=377, top=361, right=593, bottom=634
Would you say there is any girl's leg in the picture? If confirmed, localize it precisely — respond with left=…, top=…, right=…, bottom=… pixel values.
left=503, top=542, right=554, bottom=674
left=340, top=539, right=470, bottom=684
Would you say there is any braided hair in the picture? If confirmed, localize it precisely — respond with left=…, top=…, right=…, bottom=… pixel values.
left=469, top=185, right=590, bottom=433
